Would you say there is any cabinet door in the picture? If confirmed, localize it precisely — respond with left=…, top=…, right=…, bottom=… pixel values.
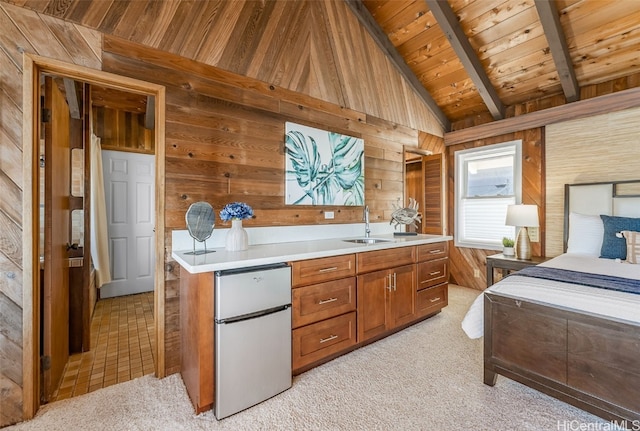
left=423, top=153, right=444, bottom=235
left=357, top=269, right=389, bottom=342
left=389, top=264, right=415, bottom=327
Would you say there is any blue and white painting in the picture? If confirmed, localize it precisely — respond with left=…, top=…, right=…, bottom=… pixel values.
left=285, top=122, right=364, bottom=206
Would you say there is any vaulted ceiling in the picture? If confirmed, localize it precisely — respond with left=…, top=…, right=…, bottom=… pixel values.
left=10, top=0, right=640, bottom=132
left=354, top=0, right=640, bottom=129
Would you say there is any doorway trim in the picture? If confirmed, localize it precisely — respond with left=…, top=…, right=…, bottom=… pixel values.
left=22, top=54, right=166, bottom=419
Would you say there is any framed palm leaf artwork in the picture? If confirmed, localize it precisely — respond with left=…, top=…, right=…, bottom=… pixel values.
left=285, top=122, right=365, bottom=206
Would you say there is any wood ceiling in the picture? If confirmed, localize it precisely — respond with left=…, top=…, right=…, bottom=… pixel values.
left=12, top=0, right=640, bottom=131
left=355, top=0, right=640, bottom=127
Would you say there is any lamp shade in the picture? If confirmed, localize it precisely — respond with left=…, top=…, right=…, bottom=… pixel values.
left=505, top=204, right=539, bottom=227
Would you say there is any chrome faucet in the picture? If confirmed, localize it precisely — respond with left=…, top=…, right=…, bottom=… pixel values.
left=364, top=205, right=370, bottom=238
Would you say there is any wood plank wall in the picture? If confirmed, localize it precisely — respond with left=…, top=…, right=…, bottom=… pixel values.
left=0, top=1, right=445, bottom=425
left=447, top=73, right=640, bottom=291
left=6, top=0, right=443, bottom=136
left=101, top=34, right=424, bottom=374
left=0, top=2, right=101, bottom=426
left=92, top=106, right=154, bottom=154
left=446, top=129, right=544, bottom=290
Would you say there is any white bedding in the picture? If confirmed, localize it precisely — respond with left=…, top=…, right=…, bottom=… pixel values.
left=461, top=253, right=640, bottom=339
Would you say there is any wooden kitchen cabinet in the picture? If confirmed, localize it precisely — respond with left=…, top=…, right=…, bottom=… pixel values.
left=292, top=254, right=355, bottom=286
left=180, top=268, right=214, bottom=414
left=357, top=263, right=416, bottom=342
left=356, top=247, right=416, bottom=343
left=291, top=255, right=357, bottom=374
left=292, top=277, right=356, bottom=328
left=176, top=237, right=451, bottom=414
left=292, top=311, right=356, bottom=373
left=415, top=241, right=448, bottom=318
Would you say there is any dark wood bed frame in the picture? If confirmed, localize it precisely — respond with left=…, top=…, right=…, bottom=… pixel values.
left=484, top=292, right=640, bottom=423
left=483, top=180, right=640, bottom=424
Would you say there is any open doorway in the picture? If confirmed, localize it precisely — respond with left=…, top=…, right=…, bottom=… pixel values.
left=23, top=54, right=166, bottom=418
left=404, top=147, right=446, bottom=235
left=40, top=78, right=157, bottom=402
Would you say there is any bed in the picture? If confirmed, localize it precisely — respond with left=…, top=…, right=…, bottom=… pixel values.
left=462, top=180, right=640, bottom=424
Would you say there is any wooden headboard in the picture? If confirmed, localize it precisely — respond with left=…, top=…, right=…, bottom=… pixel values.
left=563, top=179, right=640, bottom=252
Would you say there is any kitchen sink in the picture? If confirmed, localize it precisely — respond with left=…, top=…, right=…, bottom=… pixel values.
left=343, top=238, right=393, bottom=244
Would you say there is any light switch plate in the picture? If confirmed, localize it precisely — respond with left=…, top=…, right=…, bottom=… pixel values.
left=529, top=226, right=539, bottom=242
left=324, top=211, right=334, bottom=219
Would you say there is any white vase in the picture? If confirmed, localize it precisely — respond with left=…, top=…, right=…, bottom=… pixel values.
left=503, top=246, right=515, bottom=256
left=225, top=219, right=249, bottom=251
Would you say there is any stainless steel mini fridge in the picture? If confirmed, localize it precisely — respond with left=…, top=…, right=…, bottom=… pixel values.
left=214, top=263, right=292, bottom=420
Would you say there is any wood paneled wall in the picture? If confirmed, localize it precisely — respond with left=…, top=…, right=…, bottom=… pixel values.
left=92, top=106, right=154, bottom=154
left=0, top=2, right=101, bottom=426
left=447, top=74, right=640, bottom=291
left=446, top=129, right=544, bottom=291
left=6, top=0, right=443, bottom=136
left=101, top=34, right=423, bottom=374
left=1, top=1, right=444, bottom=426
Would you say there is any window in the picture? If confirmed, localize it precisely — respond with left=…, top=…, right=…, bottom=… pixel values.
left=455, top=140, right=522, bottom=249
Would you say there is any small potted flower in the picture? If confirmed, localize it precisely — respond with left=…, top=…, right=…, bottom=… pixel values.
left=502, top=237, right=515, bottom=256
left=220, top=202, right=254, bottom=251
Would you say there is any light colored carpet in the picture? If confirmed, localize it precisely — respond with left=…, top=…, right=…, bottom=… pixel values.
left=7, top=285, right=609, bottom=431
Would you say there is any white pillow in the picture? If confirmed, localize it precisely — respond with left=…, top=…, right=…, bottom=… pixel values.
left=566, top=212, right=604, bottom=256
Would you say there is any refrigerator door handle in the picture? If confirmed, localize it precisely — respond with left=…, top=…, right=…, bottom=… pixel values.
left=215, top=304, right=291, bottom=325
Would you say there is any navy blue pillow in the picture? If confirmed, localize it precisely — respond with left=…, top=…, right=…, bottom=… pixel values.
left=600, top=215, right=640, bottom=259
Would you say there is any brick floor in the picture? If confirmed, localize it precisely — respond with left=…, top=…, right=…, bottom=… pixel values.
left=52, top=292, right=155, bottom=401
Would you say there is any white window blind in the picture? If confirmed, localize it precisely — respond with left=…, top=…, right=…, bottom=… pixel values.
left=455, top=141, right=522, bottom=249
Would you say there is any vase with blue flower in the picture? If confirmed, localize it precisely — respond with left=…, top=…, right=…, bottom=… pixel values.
left=220, top=202, right=253, bottom=251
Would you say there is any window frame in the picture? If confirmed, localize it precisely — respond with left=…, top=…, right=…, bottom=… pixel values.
left=454, top=140, right=523, bottom=250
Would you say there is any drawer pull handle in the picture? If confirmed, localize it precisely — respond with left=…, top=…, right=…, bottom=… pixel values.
left=320, top=334, right=338, bottom=344
left=430, top=297, right=441, bottom=303
left=429, top=271, right=441, bottom=276
left=429, top=250, right=442, bottom=254
left=318, top=266, right=338, bottom=273
left=318, top=297, right=338, bottom=305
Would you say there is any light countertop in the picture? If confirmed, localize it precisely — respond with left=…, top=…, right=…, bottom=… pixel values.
left=173, top=233, right=452, bottom=274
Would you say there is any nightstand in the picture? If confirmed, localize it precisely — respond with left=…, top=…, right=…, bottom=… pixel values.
left=485, top=253, right=552, bottom=287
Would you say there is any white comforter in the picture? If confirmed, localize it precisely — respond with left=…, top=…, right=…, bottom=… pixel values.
left=461, top=253, right=640, bottom=339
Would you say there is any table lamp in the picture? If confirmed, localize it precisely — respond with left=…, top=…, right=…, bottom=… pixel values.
left=505, top=204, right=539, bottom=260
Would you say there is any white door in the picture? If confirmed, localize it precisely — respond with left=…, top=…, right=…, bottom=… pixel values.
left=100, top=150, right=155, bottom=298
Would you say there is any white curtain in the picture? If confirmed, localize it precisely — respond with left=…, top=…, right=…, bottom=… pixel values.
left=90, top=133, right=112, bottom=288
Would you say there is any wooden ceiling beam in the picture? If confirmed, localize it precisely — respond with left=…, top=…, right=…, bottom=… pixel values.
left=425, top=0, right=505, bottom=120
left=535, top=0, right=580, bottom=103
left=444, top=85, right=640, bottom=146
left=343, top=0, right=451, bottom=131
left=145, top=95, right=155, bottom=130
left=63, top=78, right=81, bottom=120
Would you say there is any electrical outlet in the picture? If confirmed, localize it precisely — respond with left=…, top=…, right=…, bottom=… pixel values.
left=529, top=226, right=539, bottom=242
left=473, top=269, right=481, bottom=278
left=324, top=211, right=334, bottom=219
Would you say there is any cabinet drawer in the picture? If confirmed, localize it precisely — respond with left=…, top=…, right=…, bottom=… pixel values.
left=356, top=246, right=415, bottom=274
left=416, top=284, right=448, bottom=317
left=417, top=242, right=448, bottom=262
left=292, top=277, right=356, bottom=328
left=416, top=259, right=448, bottom=291
left=293, top=311, right=357, bottom=372
left=292, top=254, right=356, bottom=286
